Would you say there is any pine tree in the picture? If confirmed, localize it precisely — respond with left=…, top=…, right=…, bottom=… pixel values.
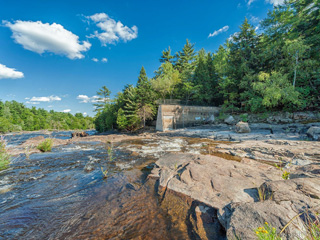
left=224, top=18, right=260, bottom=110
left=94, top=86, right=111, bottom=112
left=175, top=39, right=196, bottom=80
left=160, top=47, right=174, bottom=63
left=136, top=66, right=157, bottom=127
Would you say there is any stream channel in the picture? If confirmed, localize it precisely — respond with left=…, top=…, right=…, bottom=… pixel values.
left=0, top=131, right=216, bottom=240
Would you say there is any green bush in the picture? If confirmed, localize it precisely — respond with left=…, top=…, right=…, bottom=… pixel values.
left=37, top=138, right=53, bottom=152
left=239, top=114, right=248, bottom=122
left=0, top=138, right=11, bottom=171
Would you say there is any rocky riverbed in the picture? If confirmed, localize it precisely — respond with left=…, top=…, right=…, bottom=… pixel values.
left=1, top=122, right=320, bottom=239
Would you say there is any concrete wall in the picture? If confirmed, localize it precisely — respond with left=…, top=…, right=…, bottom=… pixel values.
left=156, top=104, right=220, bottom=131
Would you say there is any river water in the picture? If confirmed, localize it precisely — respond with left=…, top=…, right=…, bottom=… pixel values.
left=0, top=132, right=197, bottom=240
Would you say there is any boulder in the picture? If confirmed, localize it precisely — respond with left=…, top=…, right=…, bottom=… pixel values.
left=235, top=121, right=251, bottom=133
left=224, top=116, right=235, bottom=125
left=307, top=126, right=320, bottom=141
left=221, top=201, right=306, bottom=240
left=72, top=131, right=89, bottom=138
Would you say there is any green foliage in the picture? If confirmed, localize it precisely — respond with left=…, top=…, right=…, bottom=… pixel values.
left=95, top=1, right=320, bottom=130
left=94, top=86, right=111, bottom=112
left=0, top=100, right=94, bottom=133
left=116, top=108, right=128, bottom=130
left=255, top=222, right=282, bottom=240
left=101, top=167, right=108, bottom=178
left=159, top=46, right=174, bottom=64
left=0, top=137, right=10, bottom=171
left=253, top=72, right=301, bottom=110
left=106, top=141, right=115, bottom=162
left=37, top=138, right=53, bottom=152
left=151, top=62, right=181, bottom=100
left=239, top=114, right=248, bottom=122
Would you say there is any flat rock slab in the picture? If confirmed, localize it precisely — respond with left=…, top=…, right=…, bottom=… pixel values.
left=155, top=153, right=280, bottom=210
left=216, top=139, right=320, bottom=165
left=153, top=153, right=320, bottom=239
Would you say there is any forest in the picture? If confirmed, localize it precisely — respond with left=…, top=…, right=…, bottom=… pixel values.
left=0, top=100, right=94, bottom=133
left=95, top=0, right=320, bottom=132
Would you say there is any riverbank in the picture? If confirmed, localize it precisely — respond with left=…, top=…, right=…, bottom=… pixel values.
left=2, top=122, right=320, bottom=239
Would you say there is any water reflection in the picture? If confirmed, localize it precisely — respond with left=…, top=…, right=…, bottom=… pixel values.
left=0, top=137, right=189, bottom=240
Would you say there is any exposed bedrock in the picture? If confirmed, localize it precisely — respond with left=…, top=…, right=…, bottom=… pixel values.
left=150, top=153, right=320, bottom=239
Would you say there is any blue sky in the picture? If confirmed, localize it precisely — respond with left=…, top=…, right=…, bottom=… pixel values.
left=0, top=0, right=281, bottom=116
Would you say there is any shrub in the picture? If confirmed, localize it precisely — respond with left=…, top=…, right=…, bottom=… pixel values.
left=37, top=138, right=53, bottom=152
left=255, top=222, right=282, bottom=240
left=0, top=137, right=11, bottom=171
left=239, top=113, right=248, bottom=122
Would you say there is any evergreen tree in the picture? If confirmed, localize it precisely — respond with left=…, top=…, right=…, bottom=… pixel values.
left=160, top=47, right=174, bottom=63
left=136, top=66, right=157, bottom=127
left=94, top=86, right=111, bottom=112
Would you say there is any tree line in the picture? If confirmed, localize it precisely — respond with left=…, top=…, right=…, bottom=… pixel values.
left=0, top=100, right=94, bottom=133
left=94, top=0, right=320, bottom=132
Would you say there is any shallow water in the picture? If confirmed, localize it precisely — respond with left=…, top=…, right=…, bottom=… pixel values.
left=0, top=135, right=192, bottom=240
left=0, top=132, right=237, bottom=239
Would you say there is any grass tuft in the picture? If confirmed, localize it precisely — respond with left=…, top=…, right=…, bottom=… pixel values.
left=37, top=138, right=53, bottom=152
left=0, top=136, right=11, bottom=171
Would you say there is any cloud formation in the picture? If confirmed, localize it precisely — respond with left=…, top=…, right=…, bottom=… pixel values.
left=30, top=95, right=61, bottom=102
left=92, top=58, right=98, bottom=62
left=26, top=95, right=61, bottom=104
left=62, top=109, right=71, bottom=113
left=265, top=0, right=285, bottom=5
left=101, top=58, right=108, bottom=63
left=208, top=26, right=229, bottom=38
left=77, top=94, right=107, bottom=103
left=77, top=95, right=99, bottom=103
left=87, top=13, right=138, bottom=46
left=0, top=63, right=24, bottom=79
left=247, top=0, right=257, bottom=6
left=4, top=20, right=91, bottom=59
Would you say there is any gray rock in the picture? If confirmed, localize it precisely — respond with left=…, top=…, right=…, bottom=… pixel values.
left=221, top=201, right=306, bottom=240
left=224, top=116, right=235, bottom=125
left=235, top=121, right=251, bottom=133
left=216, top=139, right=320, bottom=164
left=84, top=162, right=95, bottom=172
left=156, top=153, right=279, bottom=211
left=307, top=126, right=320, bottom=141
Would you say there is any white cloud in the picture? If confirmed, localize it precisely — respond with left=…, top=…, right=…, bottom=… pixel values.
left=77, top=94, right=108, bottom=103
left=83, top=112, right=87, bottom=116
left=77, top=94, right=91, bottom=103
left=101, top=58, right=108, bottom=63
left=30, top=95, right=61, bottom=102
left=87, top=13, right=138, bottom=46
left=4, top=20, right=91, bottom=59
left=48, top=105, right=53, bottom=108
left=265, top=0, right=285, bottom=5
left=250, top=15, right=260, bottom=23
left=247, top=0, right=257, bottom=6
left=0, top=63, right=24, bottom=79
left=92, top=58, right=98, bottom=62
left=208, top=26, right=229, bottom=38
left=26, top=101, right=40, bottom=105
left=62, top=109, right=71, bottom=113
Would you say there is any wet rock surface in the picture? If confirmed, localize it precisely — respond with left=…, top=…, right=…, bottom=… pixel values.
left=1, top=122, right=320, bottom=240
left=152, top=152, right=320, bottom=239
